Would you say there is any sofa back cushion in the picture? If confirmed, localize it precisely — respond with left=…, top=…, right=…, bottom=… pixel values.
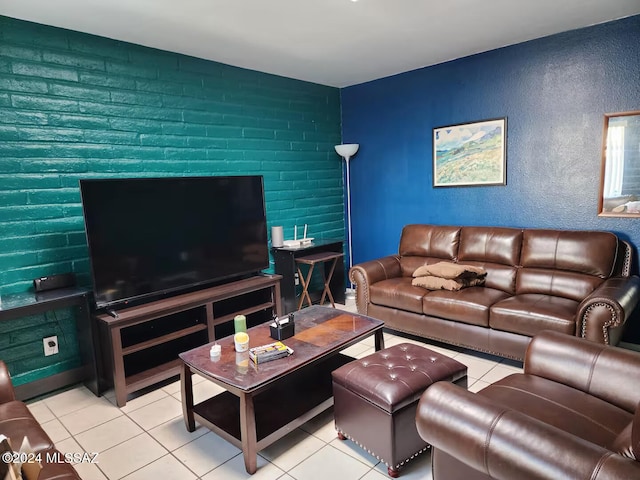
left=399, top=225, right=460, bottom=277
left=521, top=229, right=619, bottom=277
left=458, top=227, right=522, bottom=294
left=611, top=403, right=640, bottom=460
left=517, top=230, right=619, bottom=300
left=517, top=269, right=603, bottom=301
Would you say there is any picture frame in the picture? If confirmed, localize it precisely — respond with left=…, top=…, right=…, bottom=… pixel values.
left=433, top=117, right=507, bottom=187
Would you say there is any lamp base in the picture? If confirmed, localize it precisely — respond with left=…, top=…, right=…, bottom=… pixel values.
left=345, top=288, right=356, bottom=300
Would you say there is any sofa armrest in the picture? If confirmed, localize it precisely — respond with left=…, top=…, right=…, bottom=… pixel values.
left=39, top=450, right=83, bottom=479
left=577, top=275, right=640, bottom=345
left=349, top=255, right=401, bottom=314
left=416, top=382, right=640, bottom=480
left=525, top=330, right=640, bottom=412
left=0, top=361, right=16, bottom=404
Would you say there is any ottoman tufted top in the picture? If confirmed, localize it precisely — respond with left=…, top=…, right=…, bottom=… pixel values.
left=332, top=343, right=467, bottom=412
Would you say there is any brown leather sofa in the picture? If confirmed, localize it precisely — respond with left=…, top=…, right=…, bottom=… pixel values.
left=350, top=224, right=640, bottom=360
left=0, top=361, right=81, bottom=479
left=415, top=331, right=640, bottom=480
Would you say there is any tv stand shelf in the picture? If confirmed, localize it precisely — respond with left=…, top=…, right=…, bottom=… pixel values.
left=211, top=301, right=274, bottom=326
left=121, top=324, right=209, bottom=356
left=95, top=274, right=282, bottom=407
left=126, top=358, right=183, bottom=396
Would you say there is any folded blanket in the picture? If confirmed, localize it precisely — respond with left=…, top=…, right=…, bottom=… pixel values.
left=412, top=275, right=485, bottom=291
left=413, top=261, right=486, bottom=280
left=412, top=261, right=486, bottom=291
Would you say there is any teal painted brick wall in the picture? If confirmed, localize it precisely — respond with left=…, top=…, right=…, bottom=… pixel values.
left=0, top=16, right=343, bottom=385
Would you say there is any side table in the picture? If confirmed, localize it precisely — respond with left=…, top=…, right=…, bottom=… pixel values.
left=295, top=251, right=345, bottom=310
left=272, top=239, right=346, bottom=314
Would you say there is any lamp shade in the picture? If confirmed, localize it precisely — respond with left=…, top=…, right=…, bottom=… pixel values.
left=335, top=144, right=359, bottom=158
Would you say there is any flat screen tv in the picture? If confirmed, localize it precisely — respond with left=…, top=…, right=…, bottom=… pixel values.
left=80, top=176, right=269, bottom=310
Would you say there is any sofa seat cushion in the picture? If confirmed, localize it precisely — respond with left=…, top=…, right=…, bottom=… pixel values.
left=478, top=373, right=632, bottom=449
left=369, top=277, right=425, bottom=313
left=0, top=401, right=55, bottom=452
left=422, top=287, right=511, bottom=327
left=612, top=421, right=636, bottom=459
left=489, top=294, right=577, bottom=336
left=611, top=405, right=640, bottom=460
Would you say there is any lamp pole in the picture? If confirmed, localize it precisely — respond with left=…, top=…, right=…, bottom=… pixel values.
left=345, top=155, right=353, bottom=277
left=334, top=144, right=359, bottom=297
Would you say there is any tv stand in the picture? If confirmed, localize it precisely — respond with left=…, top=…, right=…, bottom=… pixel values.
left=95, top=274, right=282, bottom=406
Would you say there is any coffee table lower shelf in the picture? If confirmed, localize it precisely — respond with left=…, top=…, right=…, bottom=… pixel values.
left=189, top=354, right=352, bottom=462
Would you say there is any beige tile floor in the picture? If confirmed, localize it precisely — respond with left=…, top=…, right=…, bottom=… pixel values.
left=27, top=301, right=523, bottom=480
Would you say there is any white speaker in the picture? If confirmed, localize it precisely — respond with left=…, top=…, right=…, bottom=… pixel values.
left=271, top=226, right=284, bottom=247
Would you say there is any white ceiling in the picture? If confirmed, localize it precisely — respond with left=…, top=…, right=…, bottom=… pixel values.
left=1, top=0, right=639, bottom=87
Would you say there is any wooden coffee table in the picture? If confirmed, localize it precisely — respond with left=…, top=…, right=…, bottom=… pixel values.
left=179, top=305, right=384, bottom=474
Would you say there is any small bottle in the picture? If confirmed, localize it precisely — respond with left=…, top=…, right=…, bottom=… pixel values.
left=234, top=314, right=247, bottom=333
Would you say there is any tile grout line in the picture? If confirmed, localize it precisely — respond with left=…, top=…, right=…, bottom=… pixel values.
left=27, top=301, right=520, bottom=479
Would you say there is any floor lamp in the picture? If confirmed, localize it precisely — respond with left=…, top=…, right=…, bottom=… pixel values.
left=335, top=143, right=359, bottom=298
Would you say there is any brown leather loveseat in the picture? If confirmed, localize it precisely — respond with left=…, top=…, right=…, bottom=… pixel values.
left=350, top=224, right=640, bottom=360
left=0, top=361, right=81, bottom=479
left=415, top=330, right=640, bottom=479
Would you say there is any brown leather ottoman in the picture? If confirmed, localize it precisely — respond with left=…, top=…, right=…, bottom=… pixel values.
left=332, top=343, right=467, bottom=477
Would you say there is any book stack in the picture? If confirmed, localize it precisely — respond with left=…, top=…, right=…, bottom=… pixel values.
left=249, top=341, right=293, bottom=364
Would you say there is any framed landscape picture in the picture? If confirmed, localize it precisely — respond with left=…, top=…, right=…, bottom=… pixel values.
left=433, top=117, right=507, bottom=187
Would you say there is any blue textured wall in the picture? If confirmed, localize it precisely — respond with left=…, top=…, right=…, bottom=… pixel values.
left=341, top=15, right=640, bottom=267
left=0, top=16, right=342, bottom=384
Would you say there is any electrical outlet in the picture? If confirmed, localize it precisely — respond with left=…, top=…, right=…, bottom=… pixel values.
left=294, top=272, right=299, bottom=286
left=43, top=336, right=59, bottom=356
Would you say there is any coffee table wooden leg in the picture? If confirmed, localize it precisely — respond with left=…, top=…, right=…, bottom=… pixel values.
left=240, top=392, right=257, bottom=474
left=181, top=363, right=196, bottom=432
left=375, top=330, right=385, bottom=351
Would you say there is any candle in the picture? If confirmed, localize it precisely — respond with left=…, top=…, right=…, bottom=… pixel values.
left=234, top=314, right=247, bottom=333
left=294, top=225, right=297, bottom=240
left=210, top=343, right=221, bottom=359
left=303, top=224, right=307, bottom=239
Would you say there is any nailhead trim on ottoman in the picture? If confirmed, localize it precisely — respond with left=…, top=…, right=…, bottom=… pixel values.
left=332, top=343, right=467, bottom=477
